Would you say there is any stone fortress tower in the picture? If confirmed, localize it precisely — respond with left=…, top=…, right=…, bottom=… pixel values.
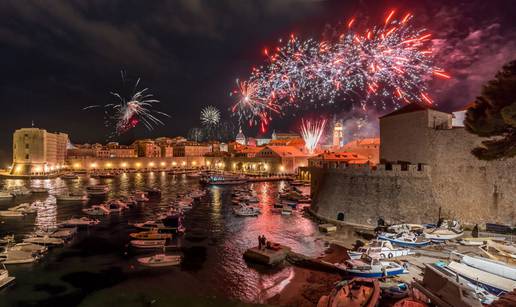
left=310, top=103, right=515, bottom=227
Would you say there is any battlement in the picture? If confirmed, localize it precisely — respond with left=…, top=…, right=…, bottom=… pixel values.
left=309, top=163, right=430, bottom=177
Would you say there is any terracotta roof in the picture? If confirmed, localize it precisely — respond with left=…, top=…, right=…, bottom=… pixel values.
left=309, top=151, right=368, bottom=162
left=379, top=103, right=442, bottom=119
left=258, top=146, right=306, bottom=157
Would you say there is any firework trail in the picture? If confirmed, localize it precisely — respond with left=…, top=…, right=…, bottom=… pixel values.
left=232, top=10, right=450, bottom=130
left=84, top=71, right=169, bottom=136
left=300, top=118, right=327, bottom=154
left=200, top=105, right=221, bottom=127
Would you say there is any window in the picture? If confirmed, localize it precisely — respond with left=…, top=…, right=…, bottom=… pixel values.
left=25, top=143, right=29, bottom=149
left=25, top=154, right=29, bottom=160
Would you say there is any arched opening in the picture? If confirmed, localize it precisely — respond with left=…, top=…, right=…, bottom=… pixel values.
left=337, top=212, right=344, bottom=221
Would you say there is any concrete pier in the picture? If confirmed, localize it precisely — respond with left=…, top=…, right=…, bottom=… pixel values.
left=243, top=244, right=291, bottom=266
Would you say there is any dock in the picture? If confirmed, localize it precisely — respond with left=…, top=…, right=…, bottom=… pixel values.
left=243, top=244, right=291, bottom=266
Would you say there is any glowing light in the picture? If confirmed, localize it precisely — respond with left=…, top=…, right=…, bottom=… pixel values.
left=84, top=70, right=170, bottom=136
left=192, top=161, right=197, bottom=166
left=73, top=163, right=81, bottom=169
left=172, top=161, right=177, bottom=166
left=33, top=166, right=43, bottom=173
left=231, top=10, right=450, bottom=129
left=200, top=106, right=221, bottom=127
left=181, top=161, right=186, bottom=166
left=279, top=165, right=285, bottom=172
left=207, top=161, right=211, bottom=166
left=135, top=162, right=141, bottom=168
left=90, top=163, right=97, bottom=169
left=300, top=118, right=327, bottom=154
left=160, top=162, right=166, bottom=166
left=105, top=163, right=112, bottom=168
left=121, top=162, right=128, bottom=168
left=149, top=162, right=155, bottom=167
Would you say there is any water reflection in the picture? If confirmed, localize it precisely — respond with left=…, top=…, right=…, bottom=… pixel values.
left=0, top=174, right=325, bottom=305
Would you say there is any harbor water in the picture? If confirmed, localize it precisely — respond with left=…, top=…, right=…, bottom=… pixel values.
left=0, top=173, right=326, bottom=306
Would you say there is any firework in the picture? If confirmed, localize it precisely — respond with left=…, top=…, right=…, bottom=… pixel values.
left=200, top=106, right=221, bottom=127
left=85, top=71, right=169, bottom=136
left=300, top=118, right=327, bottom=154
left=232, top=10, right=450, bottom=129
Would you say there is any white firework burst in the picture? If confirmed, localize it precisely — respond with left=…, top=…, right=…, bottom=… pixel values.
left=200, top=106, right=221, bottom=127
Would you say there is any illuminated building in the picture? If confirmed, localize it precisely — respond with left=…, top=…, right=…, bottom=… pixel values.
left=235, top=127, right=246, bottom=145
left=10, top=127, right=69, bottom=176
left=332, top=121, right=343, bottom=148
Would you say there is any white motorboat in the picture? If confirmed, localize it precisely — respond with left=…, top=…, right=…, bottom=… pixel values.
left=137, top=254, right=181, bottom=267
left=30, top=187, right=48, bottom=194
left=387, top=224, right=425, bottom=234
left=60, top=173, right=79, bottom=180
left=447, top=261, right=516, bottom=295
left=58, top=217, right=100, bottom=227
left=347, top=240, right=413, bottom=260
left=233, top=206, right=260, bottom=217
left=0, top=192, right=13, bottom=200
left=0, top=211, right=25, bottom=217
left=10, top=187, right=31, bottom=196
left=49, top=227, right=77, bottom=240
left=133, top=191, right=149, bottom=202
left=0, top=264, right=15, bottom=289
left=56, top=193, right=88, bottom=202
left=423, top=220, right=464, bottom=242
left=8, top=202, right=39, bottom=214
left=130, top=240, right=166, bottom=249
left=9, top=242, right=48, bottom=255
left=23, top=236, right=64, bottom=246
left=281, top=206, right=293, bottom=215
left=85, top=185, right=109, bottom=196
left=460, top=254, right=516, bottom=281
left=334, top=254, right=406, bottom=278
left=0, top=249, right=38, bottom=264
left=82, top=205, right=110, bottom=216
left=378, top=232, right=431, bottom=248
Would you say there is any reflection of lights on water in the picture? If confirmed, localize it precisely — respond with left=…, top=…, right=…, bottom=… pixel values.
left=34, top=196, right=58, bottom=231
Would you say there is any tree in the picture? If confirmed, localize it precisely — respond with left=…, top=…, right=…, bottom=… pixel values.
left=464, top=60, right=516, bottom=160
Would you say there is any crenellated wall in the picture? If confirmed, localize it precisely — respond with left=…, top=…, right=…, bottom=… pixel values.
left=311, top=108, right=515, bottom=227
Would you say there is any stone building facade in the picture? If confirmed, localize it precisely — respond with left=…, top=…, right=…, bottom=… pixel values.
left=310, top=104, right=515, bottom=227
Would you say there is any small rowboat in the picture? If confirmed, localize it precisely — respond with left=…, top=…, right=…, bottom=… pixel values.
left=335, top=254, right=406, bottom=278
left=137, top=254, right=181, bottom=267
left=317, top=278, right=380, bottom=307
left=129, top=230, right=172, bottom=240
left=130, top=240, right=166, bottom=249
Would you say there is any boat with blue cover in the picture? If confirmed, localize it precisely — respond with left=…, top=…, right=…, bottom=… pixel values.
left=377, top=232, right=431, bottom=248
left=335, top=254, right=406, bottom=278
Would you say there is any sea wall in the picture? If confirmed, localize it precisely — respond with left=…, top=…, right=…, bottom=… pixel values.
left=310, top=164, right=440, bottom=226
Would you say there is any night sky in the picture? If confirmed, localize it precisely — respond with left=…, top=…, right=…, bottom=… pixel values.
left=0, top=0, right=515, bottom=165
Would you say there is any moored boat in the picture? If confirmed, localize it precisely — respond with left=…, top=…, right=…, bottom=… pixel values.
left=58, top=217, right=100, bottom=227
left=0, top=211, right=25, bottom=217
left=0, top=192, right=13, bottom=200
left=30, top=187, right=48, bottom=194
left=233, top=206, right=260, bottom=217
left=129, top=229, right=173, bottom=240
left=137, top=254, right=181, bottom=267
left=56, top=193, right=88, bottom=203
left=130, top=240, right=166, bottom=249
left=85, top=185, right=109, bottom=197
left=460, top=254, right=516, bottom=281
left=447, top=261, right=516, bottom=295
left=10, top=242, right=48, bottom=255
left=82, top=204, right=110, bottom=216
left=0, top=264, right=15, bottom=289
left=60, top=173, right=79, bottom=180
left=23, top=236, right=64, bottom=246
left=0, top=249, right=38, bottom=264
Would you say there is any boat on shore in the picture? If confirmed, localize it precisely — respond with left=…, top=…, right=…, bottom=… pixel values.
left=447, top=261, right=516, bottom=295
left=130, top=240, right=166, bottom=249
left=336, top=254, right=406, bottom=278
left=378, top=232, right=431, bottom=248
left=460, top=254, right=516, bottom=281
left=137, top=254, right=181, bottom=267
left=317, top=278, right=380, bottom=307
left=348, top=240, right=413, bottom=260
left=479, top=240, right=516, bottom=264
left=60, top=173, right=79, bottom=180
left=10, top=187, right=31, bottom=197
left=49, top=227, right=77, bottom=240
